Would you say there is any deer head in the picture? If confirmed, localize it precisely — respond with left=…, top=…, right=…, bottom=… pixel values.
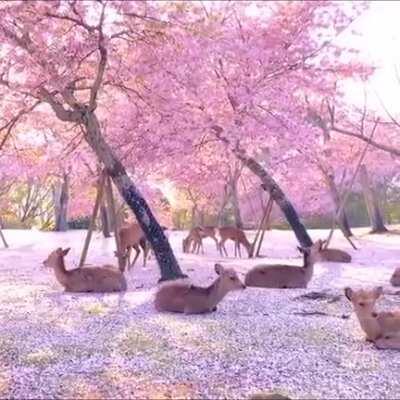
left=43, top=247, right=70, bottom=268
left=344, top=286, right=383, bottom=316
left=215, top=263, right=246, bottom=291
left=297, top=239, right=324, bottom=264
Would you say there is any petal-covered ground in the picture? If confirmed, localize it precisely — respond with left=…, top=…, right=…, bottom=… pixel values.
left=0, top=227, right=399, bottom=399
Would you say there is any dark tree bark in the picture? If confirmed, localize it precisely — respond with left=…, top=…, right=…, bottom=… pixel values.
left=217, top=184, right=230, bottom=226
left=236, top=151, right=312, bottom=247
left=359, top=165, right=388, bottom=233
left=230, top=175, right=244, bottom=229
left=323, top=172, right=353, bottom=237
left=82, top=111, right=186, bottom=281
left=100, top=199, right=111, bottom=238
left=211, top=126, right=312, bottom=247
left=54, top=173, right=69, bottom=232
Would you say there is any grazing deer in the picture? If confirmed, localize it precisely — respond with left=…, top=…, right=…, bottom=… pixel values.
left=154, top=263, right=246, bottom=314
left=390, top=268, right=400, bottom=286
left=43, top=248, right=127, bottom=293
left=218, top=226, right=252, bottom=258
left=244, top=240, right=324, bottom=288
left=344, top=286, right=400, bottom=349
left=198, top=226, right=220, bottom=251
left=320, top=239, right=352, bottom=263
left=182, top=227, right=204, bottom=254
left=116, top=222, right=149, bottom=269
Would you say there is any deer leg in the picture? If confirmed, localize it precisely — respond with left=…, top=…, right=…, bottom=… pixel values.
left=130, top=244, right=141, bottom=269
left=220, top=239, right=228, bottom=257
left=194, top=241, right=200, bottom=254
left=375, top=337, right=400, bottom=350
left=140, top=239, right=149, bottom=268
left=212, top=236, right=219, bottom=252
left=201, top=240, right=204, bottom=255
left=238, top=241, right=242, bottom=258
left=126, top=247, right=132, bottom=270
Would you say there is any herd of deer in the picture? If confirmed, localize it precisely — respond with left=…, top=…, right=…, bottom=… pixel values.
left=41, top=222, right=400, bottom=350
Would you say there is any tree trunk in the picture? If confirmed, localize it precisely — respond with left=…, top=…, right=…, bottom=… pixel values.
left=191, top=204, right=197, bottom=228
left=324, top=172, right=353, bottom=237
left=54, top=173, right=69, bottom=231
left=217, top=184, right=230, bottom=226
left=230, top=177, right=244, bottom=229
left=82, top=111, right=186, bottom=281
left=359, top=165, right=388, bottom=233
left=234, top=150, right=313, bottom=247
left=100, top=198, right=111, bottom=238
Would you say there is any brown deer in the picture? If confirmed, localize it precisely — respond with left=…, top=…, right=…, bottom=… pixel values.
left=116, top=222, right=149, bottom=269
left=344, top=286, right=400, bottom=349
left=43, top=248, right=127, bottom=293
left=198, top=226, right=220, bottom=251
left=244, top=240, right=324, bottom=288
left=390, top=268, right=400, bottom=286
left=218, top=226, right=252, bottom=258
left=320, top=239, right=352, bottom=263
left=182, top=227, right=204, bottom=254
left=154, top=263, right=246, bottom=314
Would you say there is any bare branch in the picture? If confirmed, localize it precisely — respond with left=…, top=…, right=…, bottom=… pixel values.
left=0, top=100, right=42, bottom=151
left=89, top=2, right=107, bottom=109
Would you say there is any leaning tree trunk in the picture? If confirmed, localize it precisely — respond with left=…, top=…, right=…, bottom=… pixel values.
left=100, top=198, right=111, bottom=238
left=82, top=111, right=186, bottom=281
left=359, top=165, right=388, bottom=233
left=324, top=172, right=353, bottom=237
left=234, top=150, right=312, bottom=247
left=230, top=177, right=244, bottom=229
left=54, top=173, right=69, bottom=232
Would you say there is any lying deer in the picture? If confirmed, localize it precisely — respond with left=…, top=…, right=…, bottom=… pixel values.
left=43, top=248, right=127, bottom=293
left=320, top=239, right=352, bottom=263
left=182, top=227, right=204, bottom=254
left=244, top=239, right=324, bottom=288
left=218, top=226, right=252, bottom=258
left=344, top=286, right=400, bottom=349
left=154, top=263, right=246, bottom=314
left=390, top=268, right=400, bottom=286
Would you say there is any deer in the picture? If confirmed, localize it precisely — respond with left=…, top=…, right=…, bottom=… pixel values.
left=43, top=248, right=127, bottom=293
left=154, top=263, right=246, bottom=314
left=390, top=268, right=400, bottom=286
left=344, top=286, right=400, bottom=349
left=182, top=227, right=204, bottom=254
left=244, top=239, right=324, bottom=288
left=198, top=226, right=220, bottom=251
left=320, top=239, right=352, bottom=263
left=218, top=226, right=252, bottom=258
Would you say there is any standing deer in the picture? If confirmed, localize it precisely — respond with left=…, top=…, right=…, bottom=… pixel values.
left=198, top=226, right=220, bottom=251
left=115, top=222, right=149, bottom=270
left=43, top=248, right=127, bottom=292
left=390, top=268, right=400, bottom=286
left=244, top=240, right=324, bottom=288
left=218, top=226, right=252, bottom=258
left=320, top=239, right=352, bottom=262
left=344, top=286, right=400, bottom=349
left=182, top=227, right=204, bottom=254
left=154, top=263, right=246, bottom=314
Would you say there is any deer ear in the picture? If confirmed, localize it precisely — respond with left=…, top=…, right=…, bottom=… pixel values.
left=374, top=286, right=383, bottom=298
left=344, top=287, right=353, bottom=301
left=62, top=248, right=71, bottom=256
left=215, top=263, right=224, bottom=275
